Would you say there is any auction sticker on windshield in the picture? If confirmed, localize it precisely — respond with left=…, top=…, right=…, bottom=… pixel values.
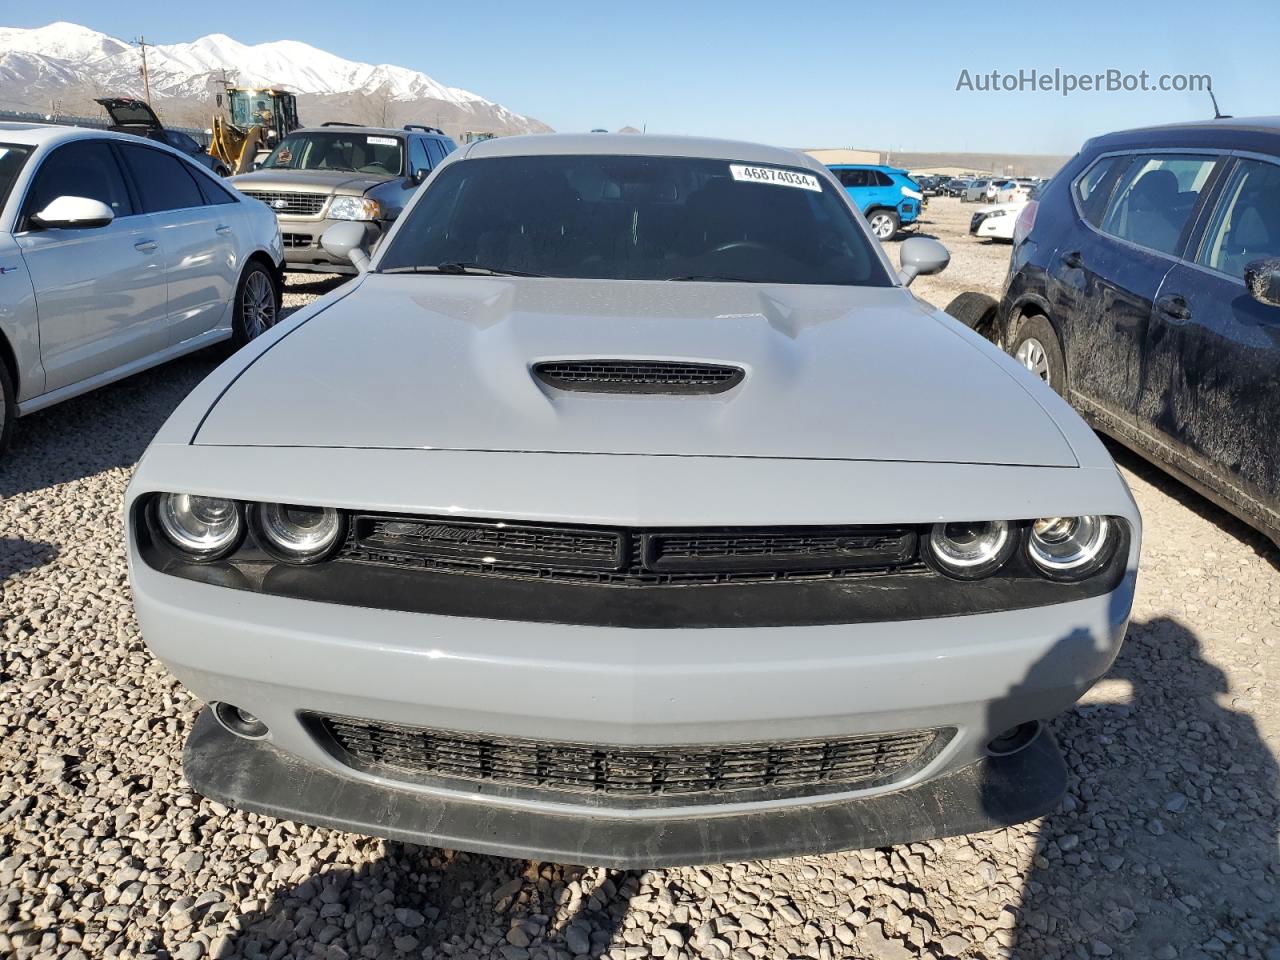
left=729, top=164, right=822, bottom=192
left=367, top=136, right=398, bottom=146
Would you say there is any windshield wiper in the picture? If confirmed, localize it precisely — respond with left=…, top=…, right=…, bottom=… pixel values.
left=381, top=262, right=548, bottom=277
left=665, top=274, right=764, bottom=283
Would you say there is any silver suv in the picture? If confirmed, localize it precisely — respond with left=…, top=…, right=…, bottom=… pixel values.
left=230, top=123, right=456, bottom=274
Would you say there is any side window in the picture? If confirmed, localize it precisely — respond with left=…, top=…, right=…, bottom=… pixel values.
left=1074, top=156, right=1124, bottom=227
left=426, top=139, right=449, bottom=165
left=839, top=169, right=870, bottom=188
left=1197, top=159, right=1280, bottom=279
left=163, top=131, right=200, bottom=153
left=408, top=137, right=432, bottom=177
left=118, top=143, right=207, bottom=212
left=873, top=171, right=894, bottom=187
left=1098, top=154, right=1217, bottom=256
left=193, top=170, right=239, bottom=206
left=440, top=138, right=458, bottom=155
left=23, top=139, right=134, bottom=226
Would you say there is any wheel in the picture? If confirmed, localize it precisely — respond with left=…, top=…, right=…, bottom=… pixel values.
left=0, top=360, right=14, bottom=459
left=232, top=262, right=280, bottom=348
left=944, top=292, right=1000, bottom=342
left=1009, top=314, right=1067, bottom=395
left=866, top=209, right=900, bottom=241
left=214, top=165, right=230, bottom=178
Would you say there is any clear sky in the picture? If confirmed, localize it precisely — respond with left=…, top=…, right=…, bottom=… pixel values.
left=5, top=0, right=1271, bottom=155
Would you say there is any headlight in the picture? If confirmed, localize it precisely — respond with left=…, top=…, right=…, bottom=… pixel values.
left=328, top=196, right=381, bottom=221
left=1027, top=515, right=1114, bottom=580
left=255, top=503, right=344, bottom=563
left=924, top=520, right=1016, bottom=579
left=157, top=493, right=242, bottom=559
left=986, top=209, right=1009, bottom=218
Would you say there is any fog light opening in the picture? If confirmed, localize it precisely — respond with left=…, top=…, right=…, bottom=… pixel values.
left=213, top=702, right=269, bottom=740
left=986, top=721, right=1041, bottom=757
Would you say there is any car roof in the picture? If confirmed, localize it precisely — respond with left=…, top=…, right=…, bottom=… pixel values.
left=464, top=133, right=826, bottom=172
left=1085, top=115, right=1280, bottom=153
left=292, top=125, right=448, bottom=138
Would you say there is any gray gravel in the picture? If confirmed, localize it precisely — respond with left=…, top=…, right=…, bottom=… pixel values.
left=2, top=221, right=1278, bottom=960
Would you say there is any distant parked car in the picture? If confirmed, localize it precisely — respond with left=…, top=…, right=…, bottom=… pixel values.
left=827, top=164, right=924, bottom=239
left=992, top=118, right=1280, bottom=544
left=0, top=123, right=283, bottom=457
left=96, top=97, right=230, bottom=177
left=230, top=123, right=457, bottom=274
left=969, top=183, right=1045, bottom=242
left=943, top=178, right=971, bottom=197
left=961, top=179, right=990, bottom=202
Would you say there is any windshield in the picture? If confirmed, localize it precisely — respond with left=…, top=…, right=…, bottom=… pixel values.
left=263, top=131, right=403, bottom=176
left=378, top=154, right=891, bottom=285
left=0, top=144, right=33, bottom=213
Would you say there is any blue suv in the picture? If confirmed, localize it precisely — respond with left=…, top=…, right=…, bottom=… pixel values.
left=827, top=164, right=924, bottom=240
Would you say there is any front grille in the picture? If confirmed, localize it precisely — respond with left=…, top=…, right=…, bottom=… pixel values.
left=341, top=514, right=920, bottom=584
left=533, top=360, right=745, bottom=394
left=281, top=232, right=314, bottom=249
left=315, top=714, right=943, bottom=801
left=242, top=190, right=327, bottom=217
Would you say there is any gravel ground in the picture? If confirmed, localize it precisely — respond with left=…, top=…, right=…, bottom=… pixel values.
left=2, top=205, right=1278, bottom=960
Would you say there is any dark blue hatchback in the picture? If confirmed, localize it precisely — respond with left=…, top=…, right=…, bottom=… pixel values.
left=993, top=117, right=1280, bottom=546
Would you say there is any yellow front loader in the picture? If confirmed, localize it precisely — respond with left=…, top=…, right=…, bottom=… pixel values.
left=209, top=87, right=300, bottom=175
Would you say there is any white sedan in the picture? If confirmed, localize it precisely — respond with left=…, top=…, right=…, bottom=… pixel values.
left=0, top=122, right=284, bottom=457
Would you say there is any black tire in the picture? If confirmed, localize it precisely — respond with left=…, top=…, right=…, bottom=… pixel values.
left=0, top=359, right=14, bottom=459
left=1009, top=313, right=1067, bottom=396
left=232, top=261, right=281, bottom=348
left=214, top=165, right=230, bottom=178
left=866, top=208, right=901, bottom=241
left=944, top=292, right=1000, bottom=342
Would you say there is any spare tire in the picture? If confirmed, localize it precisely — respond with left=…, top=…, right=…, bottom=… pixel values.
left=944, top=291, right=1000, bottom=342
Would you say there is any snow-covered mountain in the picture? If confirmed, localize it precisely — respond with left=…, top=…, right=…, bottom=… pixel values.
left=0, top=22, right=551, bottom=136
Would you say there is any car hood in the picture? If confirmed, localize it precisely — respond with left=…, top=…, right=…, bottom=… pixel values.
left=229, top=169, right=388, bottom=196
left=975, top=201, right=1027, bottom=214
left=193, top=276, right=1077, bottom=466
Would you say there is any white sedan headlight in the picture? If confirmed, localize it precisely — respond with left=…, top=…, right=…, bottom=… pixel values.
left=328, top=196, right=381, bottom=221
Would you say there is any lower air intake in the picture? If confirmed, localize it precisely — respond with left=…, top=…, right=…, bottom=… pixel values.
left=313, top=714, right=945, bottom=803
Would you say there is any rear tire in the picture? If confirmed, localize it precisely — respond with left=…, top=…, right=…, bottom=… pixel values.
left=232, top=261, right=281, bottom=348
left=944, top=292, right=1000, bottom=342
left=1009, top=314, right=1067, bottom=396
left=867, top=209, right=900, bottom=241
left=0, top=360, right=14, bottom=459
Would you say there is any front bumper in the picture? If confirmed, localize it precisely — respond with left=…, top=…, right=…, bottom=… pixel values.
left=186, top=708, right=1066, bottom=867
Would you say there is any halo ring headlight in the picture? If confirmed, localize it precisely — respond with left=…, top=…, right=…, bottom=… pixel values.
left=254, top=503, right=344, bottom=563
left=156, top=493, right=242, bottom=560
left=924, top=519, right=1016, bottom=580
left=1027, top=515, right=1114, bottom=580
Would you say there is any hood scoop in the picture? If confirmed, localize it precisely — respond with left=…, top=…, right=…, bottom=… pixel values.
left=533, top=359, right=745, bottom=395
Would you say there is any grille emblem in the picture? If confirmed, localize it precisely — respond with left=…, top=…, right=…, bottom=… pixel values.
left=271, top=198, right=288, bottom=210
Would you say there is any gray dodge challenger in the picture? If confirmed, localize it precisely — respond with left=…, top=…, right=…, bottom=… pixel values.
left=125, top=134, right=1140, bottom=867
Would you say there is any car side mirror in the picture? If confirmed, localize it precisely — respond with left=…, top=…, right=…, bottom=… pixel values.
left=413, top=167, right=429, bottom=185
left=30, top=196, right=115, bottom=230
left=898, top=236, right=950, bottom=286
left=1244, top=258, right=1280, bottom=308
left=321, top=221, right=371, bottom=273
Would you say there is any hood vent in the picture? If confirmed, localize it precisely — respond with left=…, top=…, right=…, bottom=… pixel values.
left=533, top=359, right=745, bottom=395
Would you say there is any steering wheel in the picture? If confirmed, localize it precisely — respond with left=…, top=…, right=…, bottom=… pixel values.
left=709, top=240, right=774, bottom=256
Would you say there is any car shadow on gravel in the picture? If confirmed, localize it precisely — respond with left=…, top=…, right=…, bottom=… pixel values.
left=0, top=537, right=59, bottom=580
left=996, top=616, right=1278, bottom=958
left=218, top=847, right=637, bottom=960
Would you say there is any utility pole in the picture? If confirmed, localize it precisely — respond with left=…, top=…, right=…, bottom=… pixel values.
left=134, top=36, right=152, bottom=103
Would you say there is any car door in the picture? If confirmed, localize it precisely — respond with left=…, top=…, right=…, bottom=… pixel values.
left=1138, top=155, right=1280, bottom=520
left=117, top=142, right=239, bottom=348
left=1049, top=152, right=1220, bottom=426
left=14, top=138, right=168, bottom=394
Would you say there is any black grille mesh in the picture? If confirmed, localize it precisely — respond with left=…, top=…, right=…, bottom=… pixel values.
left=241, top=190, right=327, bottom=217
left=341, top=515, right=920, bottom=584
left=317, top=715, right=941, bottom=798
left=534, top=360, right=744, bottom=394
